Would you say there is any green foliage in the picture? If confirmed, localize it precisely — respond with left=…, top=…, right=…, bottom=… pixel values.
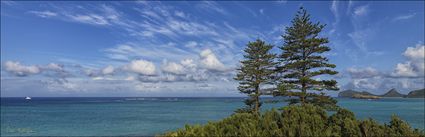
left=306, top=92, right=339, bottom=111
left=161, top=105, right=424, bottom=137
left=276, top=6, right=339, bottom=106
left=235, top=39, right=276, bottom=115
left=327, top=108, right=361, bottom=137
left=280, top=104, right=329, bottom=136
left=359, top=118, right=386, bottom=137
left=385, top=115, right=424, bottom=137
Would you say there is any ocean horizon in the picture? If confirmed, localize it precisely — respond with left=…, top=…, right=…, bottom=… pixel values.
left=1, top=97, right=424, bottom=136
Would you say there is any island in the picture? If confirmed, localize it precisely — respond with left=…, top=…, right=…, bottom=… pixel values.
left=406, top=89, right=425, bottom=98
left=338, top=89, right=381, bottom=99
left=352, top=94, right=381, bottom=99
left=338, top=88, right=425, bottom=99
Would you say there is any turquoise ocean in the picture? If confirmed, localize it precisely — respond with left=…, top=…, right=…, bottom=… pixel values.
left=1, top=97, right=424, bottom=136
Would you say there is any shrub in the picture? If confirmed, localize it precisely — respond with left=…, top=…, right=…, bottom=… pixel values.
left=385, top=115, right=424, bottom=137
left=359, top=118, right=385, bottom=137
left=161, top=105, right=424, bottom=137
left=280, top=104, right=329, bottom=137
left=327, top=108, right=361, bottom=136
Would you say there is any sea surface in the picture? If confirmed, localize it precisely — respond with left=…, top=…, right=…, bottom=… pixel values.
left=1, top=97, right=424, bottom=136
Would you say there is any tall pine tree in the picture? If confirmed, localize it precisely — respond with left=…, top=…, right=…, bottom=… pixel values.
left=235, top=39, right=276, bottom=115
left=277, top=7, right=339, bottom=107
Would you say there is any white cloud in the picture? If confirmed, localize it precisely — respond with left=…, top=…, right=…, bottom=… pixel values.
left=124, top=59, right=156, bottom=75
left=343, top=77, right=424, bottom=94
left=346, top=1, right=354, bottom=15
left=403, top=44, right=425, bottom=60
left=9, top=3, right=256, bottom=95
left=45, top=63, right=64, bottom=72
left=330, top=0, right=338, bottom=18
left=185, top=41, right=198, bottom=48
left=393, top=13, right=416, bottom=21
left=174, top=10, right=186, bottom=18
left=347, top=24, right=384, bottom=56
left=351, top=78, right=380, bottom=89
left=180, top=59, right=197, bottom=68
left=60, top=5, right=124, bottom=27
left=3, top=61, right=41, bottom=76
left=132, top=4, right=221, bottom=39
left=392, top=44, right=425, bottom=77
left=29, top=11, right=57, bottom=18
left=200, top=49, right=226, bottom=71
left=347, top=67, right=380, bottom=79
left=353, top=5, right=368, bottom=16
left=197, top=1, right=228, bottom=15
left=105, top=44, right=137, bottom=55
left=166, top=20, right=219, bottom=36
left=393, top=62, right=417, bottom=77
left=104, top=43, right=193, bottom=63
left=329, top=0, right=340, bottom=36
left=343, top=44, right=425, bottom=93
left=162, top=61, right=185, bottom=75
left=3, top=61, right=69, bottom=78
left=102, top=65, right=115, bottom=75
left=67, top=14, right=109, bottom=25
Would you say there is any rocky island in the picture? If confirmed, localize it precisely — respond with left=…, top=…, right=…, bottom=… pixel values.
left=338, top=88, right=425, bottom=99
left=338, top=89, right=381, bottom=99
left=406, top=89, right=425, bottom=98
left=351, top=94, right=381, bottom=99
left=381, top=88, right=404, bottom=97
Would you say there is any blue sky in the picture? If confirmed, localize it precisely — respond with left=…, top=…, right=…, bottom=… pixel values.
left=1, top=1, right=424, bottom=97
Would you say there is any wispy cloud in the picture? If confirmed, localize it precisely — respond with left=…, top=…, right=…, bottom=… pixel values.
left=330, top=0, right=339, bottom=19
left=347, top=4, right=386, bottom=57
left=174, top=10, right=186, bottom=18
left=353, top=5, right=368, bottom=17
left=196, top=1, right=228, bottom=15
left=28, top=11, right=57, bottom=18
left=67, top=14, right=109, bottom=25
left=392, top=13, right=416, bottom=21
left=347, top=28, right=373, bottom=52
left=329, top=0, right=340, bottom=35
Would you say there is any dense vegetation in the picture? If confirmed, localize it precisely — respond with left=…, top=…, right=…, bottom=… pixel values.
left=162, top=104, right=424, bottom=137
left=160, top=7, right=424, bottom=137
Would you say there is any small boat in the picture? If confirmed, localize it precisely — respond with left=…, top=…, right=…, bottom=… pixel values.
left=25, top=96, right=31, bottom=100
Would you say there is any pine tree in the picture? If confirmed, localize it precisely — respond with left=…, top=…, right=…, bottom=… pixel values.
left=277, top=7, right=339, bottom=106
left=235, top=39, right=276, bottom=115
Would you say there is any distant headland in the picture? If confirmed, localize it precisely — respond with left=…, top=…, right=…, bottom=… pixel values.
left=338, top=88, right=425, bottom=99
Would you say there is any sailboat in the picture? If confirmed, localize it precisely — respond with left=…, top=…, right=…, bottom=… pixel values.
left=25, top=96, right=31, bottom=100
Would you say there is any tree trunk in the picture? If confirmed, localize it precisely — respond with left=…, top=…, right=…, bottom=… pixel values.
left=301, top=83, right=306, bottom=105
left=255, top=85, right=260, bottom=115
left=301, top=42, right=307, bottom=105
